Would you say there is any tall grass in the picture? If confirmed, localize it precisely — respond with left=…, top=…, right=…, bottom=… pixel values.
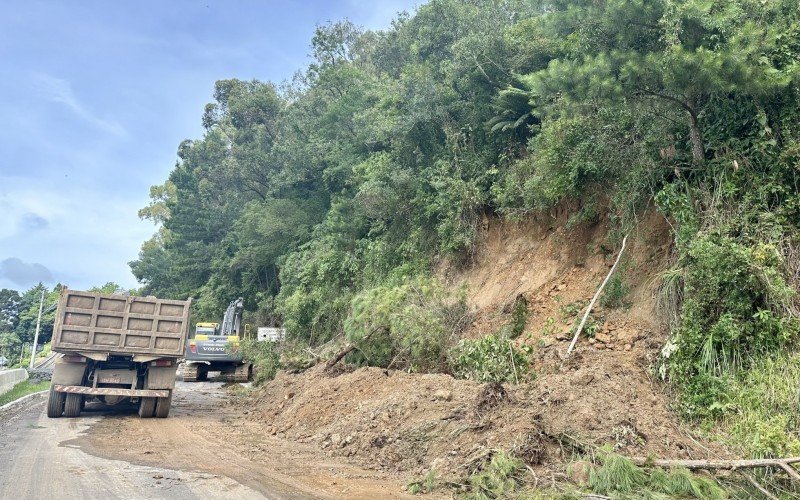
left=719, top=352, right=800, bottom=458
left=0, top=379, right=50, bottom=406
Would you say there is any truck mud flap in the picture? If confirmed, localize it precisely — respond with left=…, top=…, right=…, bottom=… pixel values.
left=53, top=385, right=169, bottom=398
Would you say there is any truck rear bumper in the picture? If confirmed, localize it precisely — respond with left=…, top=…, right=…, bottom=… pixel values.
left=53, top=385, right=169, bottom=398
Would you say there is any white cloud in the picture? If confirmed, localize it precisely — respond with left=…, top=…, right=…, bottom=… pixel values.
left=0, top=174, right=153, bottom=291
left=32, top=73, right=127, bottom=137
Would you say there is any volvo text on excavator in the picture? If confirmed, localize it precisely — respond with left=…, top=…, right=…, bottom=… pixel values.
left=183, top=297, right=253, bottom=382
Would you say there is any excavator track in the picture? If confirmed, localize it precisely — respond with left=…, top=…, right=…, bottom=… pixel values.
left=225, top=363, right=252, bottom=383
left=183, top=363, right=199, bottom=382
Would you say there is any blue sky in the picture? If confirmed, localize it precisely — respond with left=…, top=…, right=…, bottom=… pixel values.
left=0, top=0, right=419, bottom=293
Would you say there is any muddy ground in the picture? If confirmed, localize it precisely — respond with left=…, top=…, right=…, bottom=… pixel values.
left=75, top=380, right=420, bottom=499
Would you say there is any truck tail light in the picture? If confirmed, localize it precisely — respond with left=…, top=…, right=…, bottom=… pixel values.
left=153, top=359, right=173, bottom=367
left=63, top=355, right=86, bottom=363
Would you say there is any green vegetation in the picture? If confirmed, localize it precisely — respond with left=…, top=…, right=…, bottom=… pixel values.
left=0, top=379, right=50, bottom=407
left=464, top=451, right=526, bottom=499
left=129, top=0, right=800, bottom=466
left=240, top=339, right=281, bottom=385
left=718, top=352, right=800, bottom=458
left=600, top=273, right=631, bottom=310
left=407, top=470, right=438, bottom=495
left=586, top=450, right=725, bottom=499
left=343, top=277, right=468, bottom=371
left=0, top=285, right=59, bottom=364
left=451, top=335, right=532, bottom=383
left=508, top=296, right=529, bottom=339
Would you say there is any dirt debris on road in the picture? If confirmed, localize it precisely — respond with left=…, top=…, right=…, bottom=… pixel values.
left=0, top=392, right=263, bottom=500
left=233, top=359, right=728, bottom=486
left=77, top=381, right=419, bottom=499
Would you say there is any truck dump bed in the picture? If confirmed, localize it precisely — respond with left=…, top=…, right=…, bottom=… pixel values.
left=52, top=289, right=191, bottom=358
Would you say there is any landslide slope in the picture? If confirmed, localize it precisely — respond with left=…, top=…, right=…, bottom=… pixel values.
left=234, top=211, right=728, bottom=484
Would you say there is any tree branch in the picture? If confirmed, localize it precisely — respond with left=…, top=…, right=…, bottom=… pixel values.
left=325, top=326, right=384, bottom=369
left=632, top=456, right=800, bottom=474
left=640, top=89, right=693, bottom=115
left=566, top=235, right=628, bottom=356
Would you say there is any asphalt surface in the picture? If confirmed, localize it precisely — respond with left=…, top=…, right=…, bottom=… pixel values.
left=0, top=384, right=265, bottom=500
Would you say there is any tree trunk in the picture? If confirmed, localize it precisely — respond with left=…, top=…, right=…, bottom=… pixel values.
left=686, top=98, right=704, bottom=164
left=632, top=456, right=800, bottom=480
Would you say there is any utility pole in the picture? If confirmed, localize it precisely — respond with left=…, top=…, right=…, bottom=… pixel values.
left=29, top=289, right=45, bottom=370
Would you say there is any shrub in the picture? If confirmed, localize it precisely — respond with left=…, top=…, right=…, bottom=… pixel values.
left=599, top=273, right=630, bottom=309
left=240, top=339, right=281, bottom=385
left=451, top=335, right=533, bottom=383
left=720, top=352, right=800, bottom=458
left=663, top=234, right=799, bottom=417
left=343, top=277, right=469, bottom=372
left=509, top=295, right=529, bottom=338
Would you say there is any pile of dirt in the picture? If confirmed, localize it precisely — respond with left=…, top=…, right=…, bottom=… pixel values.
left=235, top=353, right=725, bottom=483
left=232, top=209, right=727, bottom=484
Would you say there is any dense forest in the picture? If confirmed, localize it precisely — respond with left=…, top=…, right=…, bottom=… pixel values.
left=131, top=0, right=799, bottom=461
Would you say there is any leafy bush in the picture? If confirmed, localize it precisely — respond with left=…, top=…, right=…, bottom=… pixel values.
left=720, top=352, right=800, bottom=458
left=451, top=335, right=533, bottom=383
left=600, top=273, right=630, bottom=310
left=240, top=339, right=281, bottom=385
left=343, top=277, right=469, bottom=372
left=509, top=295, right=529, bottom=339
left=663, top=234, right=799, bottom=418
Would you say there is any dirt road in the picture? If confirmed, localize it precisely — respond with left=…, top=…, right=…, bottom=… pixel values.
left=0, top=380, right=413, bottom=499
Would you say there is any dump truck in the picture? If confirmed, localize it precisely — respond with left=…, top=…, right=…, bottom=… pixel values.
left=47, top=288, right=192, bottom=418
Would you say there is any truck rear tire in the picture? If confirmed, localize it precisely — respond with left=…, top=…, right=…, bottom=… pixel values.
left=64, top=393, right=82, bottom=418
left=46, top=384, right=65, bottom=418
left=138, top=397, right=156, bottom=418
left=154, top=393, right=172, bottom=418
left=46, top=385, right=65, bottom=418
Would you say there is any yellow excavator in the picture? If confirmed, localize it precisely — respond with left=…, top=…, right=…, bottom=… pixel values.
left=183, top=298, right=252, bottom=382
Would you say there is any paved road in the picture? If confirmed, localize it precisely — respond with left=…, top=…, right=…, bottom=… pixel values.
left=0, top=386, right=265, bottom=499
left=0, top=380, right=408, bottom=500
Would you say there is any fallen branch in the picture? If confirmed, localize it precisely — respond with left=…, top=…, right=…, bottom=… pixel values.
left=631, top=456, right=800, bottom=480
left=566, top=235, right=628, bottom=356
left=325, top=327, right=383, bottom=369
left=740, top=471, right=778, bottom=500
left=508, top=343, right=519, bottom=384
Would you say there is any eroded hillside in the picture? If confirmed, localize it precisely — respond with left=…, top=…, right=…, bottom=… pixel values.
left=232, top=212, right=733, bottom=494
